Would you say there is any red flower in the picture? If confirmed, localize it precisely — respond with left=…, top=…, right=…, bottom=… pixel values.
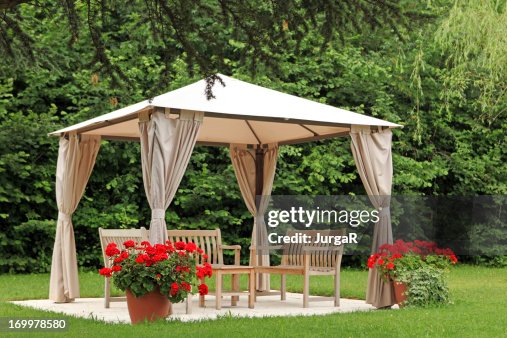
left=154, top=244, right=167, bottom=254
left=178, top=251, right=187, bottom=257
left=449, top=255, right=458, bottom=264
left=99, top=267, right=112, bottom=277
left=170, top=282, right=179, bottom=296
left=386, top=262, right=395, bottom=270
left=156, top=274, right=161, bottom=279
left=185, top=242, right=197, bottom=253
left=112, top=265, right=122, bottom=272
left=175, top=241, right=186, bottom=250
left=202, top=254, right=209, bottom=261
left=124, top=240, right=135, bottom=248
left=135, top=255, right=145, bottom=263
left=141, top=241, right=150, bottom=246
left=105, top=243, right=120, bottom=257
left=146, top=246, right=157, bottom=255
left=153, top=253, right=168, bottom=262
left=197, top=248, right=204, bottom=254
left=181, top=281, right=192, bottom=292
left=113, top=257, right=123, bottom=264
left=367, top=255, right=377, bottom=269
left=376, top=258, right=384, bottom=266
left=120, top=251, right=129, bottom=259
left=198, top=283, right=208, bottom=296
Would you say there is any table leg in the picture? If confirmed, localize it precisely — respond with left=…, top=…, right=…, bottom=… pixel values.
left=232, top=273, right=239, bottom=306
left=216, top=270, right=222, bottom=310
left=248, top=269, right=255, bottom=309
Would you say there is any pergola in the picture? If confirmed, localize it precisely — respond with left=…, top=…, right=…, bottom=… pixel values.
left=48, top=74, right=401, bottom=309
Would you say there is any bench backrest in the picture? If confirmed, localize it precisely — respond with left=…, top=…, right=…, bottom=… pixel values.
left=166, top=229, right=223, bottom=265
left=281, top=229, right=346, bottom=268
left=98, top=227, right=148, bottom=268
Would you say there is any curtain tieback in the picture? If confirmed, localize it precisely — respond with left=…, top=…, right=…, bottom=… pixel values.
left=151, top=208, right=165, bottom=219
left=58, top=211, right=72, bottom=222
left=378, top=207, right=390, bottom=217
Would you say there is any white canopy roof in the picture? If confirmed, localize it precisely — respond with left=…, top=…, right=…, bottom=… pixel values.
left=50, top=74, right=402, bottom=145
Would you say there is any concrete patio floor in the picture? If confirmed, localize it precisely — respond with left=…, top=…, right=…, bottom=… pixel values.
left=11, top=293, right=379, bottom=323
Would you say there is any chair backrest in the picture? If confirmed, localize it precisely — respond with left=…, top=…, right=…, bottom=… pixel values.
left=98, top=227, right=148, bottom=268
left=281, top=229, right=346, bottom=268
left=166, top=229, right=223, bottom=265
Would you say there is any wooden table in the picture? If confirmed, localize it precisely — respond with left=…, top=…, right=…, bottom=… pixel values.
left=214, top=266, right=255, bottom=310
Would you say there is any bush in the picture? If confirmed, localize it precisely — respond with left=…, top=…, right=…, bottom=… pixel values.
left=0, top=220, right=55, bottom=273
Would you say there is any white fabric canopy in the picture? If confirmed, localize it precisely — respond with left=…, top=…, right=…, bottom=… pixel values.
left=49, top=74, right=401, bottom=145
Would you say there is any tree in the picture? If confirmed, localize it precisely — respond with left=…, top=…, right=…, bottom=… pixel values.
left=0, top=0, right=425, bottom=96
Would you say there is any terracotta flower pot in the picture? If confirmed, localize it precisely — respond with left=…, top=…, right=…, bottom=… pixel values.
left=392, top=280, right=408, bottom=307
left=126, top=288, right=172, bottom=324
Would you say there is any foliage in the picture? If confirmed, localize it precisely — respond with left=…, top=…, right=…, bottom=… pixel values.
left=0, top=0, right=419, bottom=95
left=99, top=240, right=212, bottom=302
left=0, top=0, right=505, bottom=273
left=401, top=265, right=450, bottom=307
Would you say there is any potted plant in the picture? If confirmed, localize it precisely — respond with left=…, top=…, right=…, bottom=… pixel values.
left=99, top=239, right=212, bottom=324
left=367, top=240, right=458, bottom=307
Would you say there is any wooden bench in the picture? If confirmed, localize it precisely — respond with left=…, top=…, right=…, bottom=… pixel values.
left=98, top=227, right=148, bottom=308
left=252, top=229, right=345, bottom=308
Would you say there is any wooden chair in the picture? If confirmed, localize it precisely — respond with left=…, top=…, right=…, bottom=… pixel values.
left=165, top=229, right=242, bottom=308
left=253, top=229, right=346, bottom=308
left=98, top=227, right=148, bottom=308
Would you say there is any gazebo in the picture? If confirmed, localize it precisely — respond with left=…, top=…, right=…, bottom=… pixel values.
left=48, top=74, right=401, bottom=309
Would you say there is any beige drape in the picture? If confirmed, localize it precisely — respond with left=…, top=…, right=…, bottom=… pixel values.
left=49, top=134, right=101, bottom=302
left=230, top=143, right=278, bottom=291
left=139, top=108, right=203, bottom=244
left=350, top=125, right=395, bottom=308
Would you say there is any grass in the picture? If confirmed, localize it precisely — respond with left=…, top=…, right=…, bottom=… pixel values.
left=0, top=266, right=506, bottom=337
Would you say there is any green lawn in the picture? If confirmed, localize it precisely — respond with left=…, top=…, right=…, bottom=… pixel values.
left=0, top=266, right=506, bottom=337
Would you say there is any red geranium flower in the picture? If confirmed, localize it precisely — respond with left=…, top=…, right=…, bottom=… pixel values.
left=185, top=242, right=197, bottom=253
left=105, top=243, right=120, bottom=257
left=175, top=241, right=186, bottom=250
left=112, top=265, right=122, bottom=272
left=386, top=262, right=395, bottom=270
left=198, top=283, right=208, bottom=296
left=99, top=267, right=112, bottom=277
left=124, top=240, right=135, bottom=248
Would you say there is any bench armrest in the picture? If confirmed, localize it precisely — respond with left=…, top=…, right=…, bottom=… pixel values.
left=219, top=245, right=241, bottom=265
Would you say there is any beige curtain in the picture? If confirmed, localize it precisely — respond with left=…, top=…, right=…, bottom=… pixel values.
left=49, top=134, right=101, bottom=302
left=139, top=108, right=203, bottom=244
left=230, top=143, right=278, bottom=291
left=350, top=125, right=395, bottom=308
